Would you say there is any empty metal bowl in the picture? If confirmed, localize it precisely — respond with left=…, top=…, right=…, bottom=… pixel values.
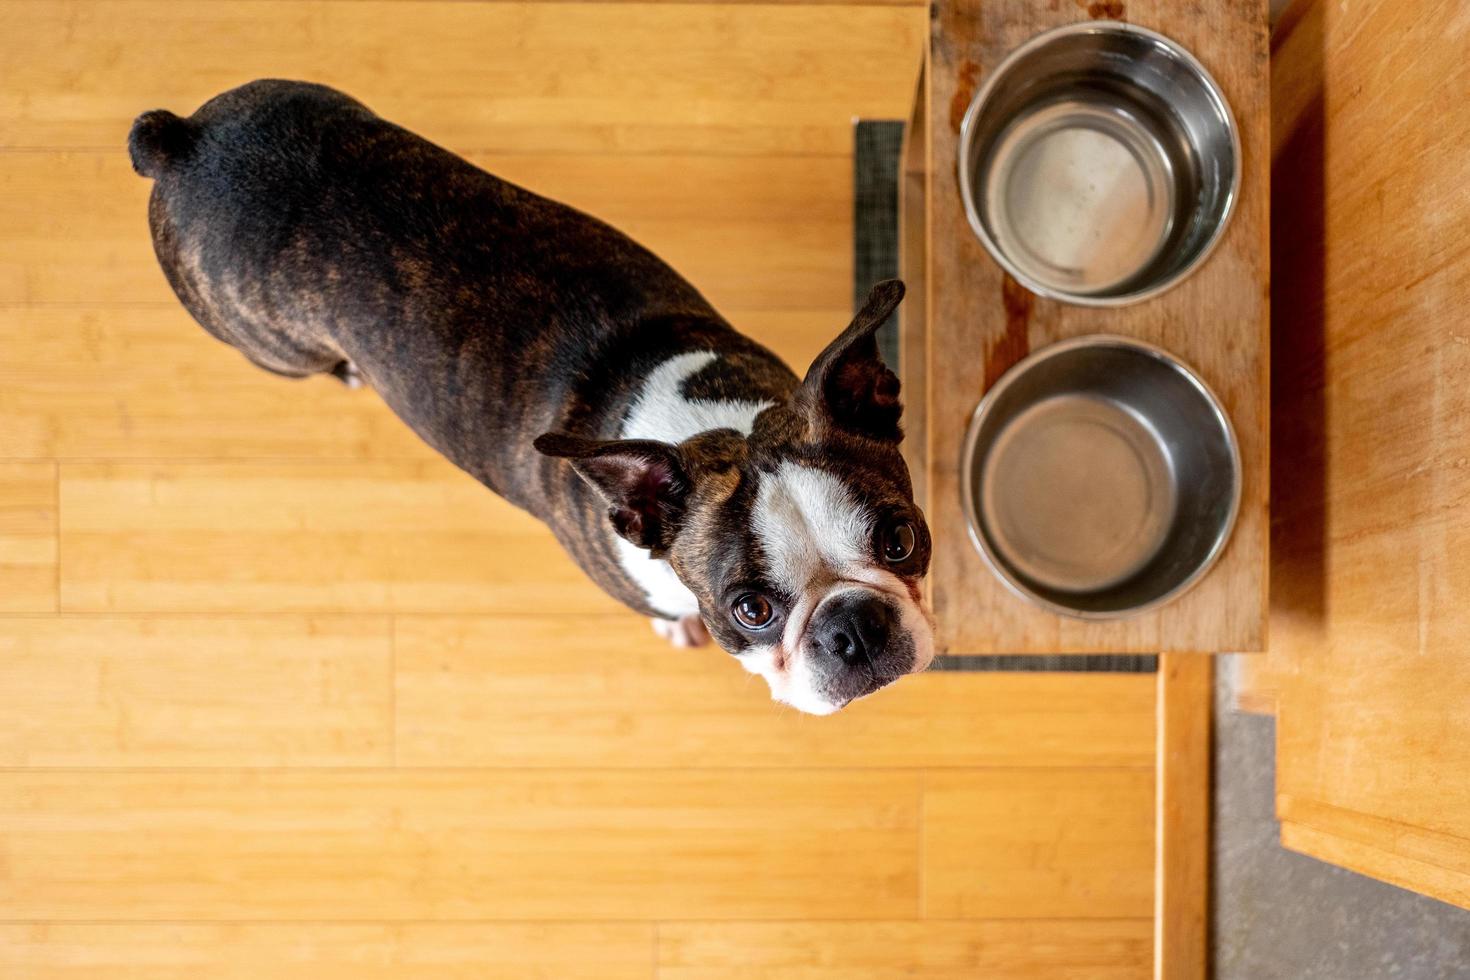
left=958, top=21, right=1240, bottom=305
left=961, top=336, right=1240, bottom=618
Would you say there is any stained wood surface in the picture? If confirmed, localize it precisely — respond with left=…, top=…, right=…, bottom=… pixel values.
left=922, top=0, right=1270, bottom=653
left=1, top=1, right=1162, bottom=974
left=1153, top=655, right=1211, bottom=980
left=1268, top=0, right=1470, bottom=910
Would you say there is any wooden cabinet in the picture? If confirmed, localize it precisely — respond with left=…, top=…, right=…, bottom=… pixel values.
left=1267, top=0, right=1470, bottom=910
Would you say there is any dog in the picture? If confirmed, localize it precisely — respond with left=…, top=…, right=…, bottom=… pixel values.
left=128, top=79, right=934, bottom=714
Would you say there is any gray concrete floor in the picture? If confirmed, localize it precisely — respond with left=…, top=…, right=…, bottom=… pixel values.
left=1212, top=657, right=1470, bottom=979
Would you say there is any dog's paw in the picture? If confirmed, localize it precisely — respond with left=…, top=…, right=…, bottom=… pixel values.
left=652, top=614, right=710, bottom=649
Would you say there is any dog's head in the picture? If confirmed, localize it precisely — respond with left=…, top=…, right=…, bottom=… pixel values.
left=537, top=280, right=933, bottom=714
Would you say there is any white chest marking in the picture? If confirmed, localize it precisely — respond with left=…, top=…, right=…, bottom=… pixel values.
left=621, top=351, right=773, bottom=443
left=617, top=350, right=774, bottom=619
left=615, top=537, right=700, bottom=618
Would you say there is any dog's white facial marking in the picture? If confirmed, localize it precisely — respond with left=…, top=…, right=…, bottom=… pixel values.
left=753, top=461, right=872, bottom=589
left=737, top=641, right=842, bottom=716
left=738, top=633, right=871, bottom=716
left=740, top=460, right=933, bottom=714
left=617, top=350, right=774, bottom=619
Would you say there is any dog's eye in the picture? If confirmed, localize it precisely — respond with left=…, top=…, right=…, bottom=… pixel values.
left=732, top=593, right=775, bottom=630
left=881, top=520, right=916, bottom=563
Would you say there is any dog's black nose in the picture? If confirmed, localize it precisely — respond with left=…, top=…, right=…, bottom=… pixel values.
left=814, top=593, right=896, bottom=667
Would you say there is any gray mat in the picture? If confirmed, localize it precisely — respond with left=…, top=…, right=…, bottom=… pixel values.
left=854, top=120, right=904, bottom=371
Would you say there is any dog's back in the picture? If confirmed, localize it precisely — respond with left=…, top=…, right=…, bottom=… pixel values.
left=128, top=80, right=754, bottom=507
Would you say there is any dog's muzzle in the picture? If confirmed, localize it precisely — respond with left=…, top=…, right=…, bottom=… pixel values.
left=807, top=590, right=916, bottom=704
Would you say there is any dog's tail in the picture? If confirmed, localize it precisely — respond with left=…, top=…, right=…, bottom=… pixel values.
left=127, top=109, right=197, bottom=179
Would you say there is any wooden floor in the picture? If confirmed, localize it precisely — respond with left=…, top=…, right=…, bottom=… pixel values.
left=1, top=2, right=1158, bottom=976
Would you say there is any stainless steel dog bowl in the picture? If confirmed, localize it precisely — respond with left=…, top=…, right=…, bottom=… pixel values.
left=958, top=21, right=1240, bottom=305
left=961, top=336, right=1240, bottom=618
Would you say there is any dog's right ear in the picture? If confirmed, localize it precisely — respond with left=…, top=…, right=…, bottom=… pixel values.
left=796, top=279, right=906, bottom=443
left=533, top=433, right=691, bottom=554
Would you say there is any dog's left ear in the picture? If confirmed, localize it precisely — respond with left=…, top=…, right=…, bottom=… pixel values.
left=797, top=278, right=906, bottom=442
left=533, top=432, right=690, bottom=554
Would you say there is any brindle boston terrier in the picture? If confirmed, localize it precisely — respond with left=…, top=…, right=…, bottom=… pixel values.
left=129, top=79, right=934, bottom=714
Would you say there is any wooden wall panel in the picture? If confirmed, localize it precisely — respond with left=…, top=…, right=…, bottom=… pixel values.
left=1270, top=0, right=1470, bottom=907
left=657, top=920, right=1152, bottom=980
left=0, top=923, right=654, bottom=980
left=395, top=615, right=1156, bottom=768
left=0, top=461, right=57, bottom=611
left=0, top=770, right=919, bottom=921
left=0, top=616, right=391, bottom=767
left=923, top=770, right=1155, bottom=919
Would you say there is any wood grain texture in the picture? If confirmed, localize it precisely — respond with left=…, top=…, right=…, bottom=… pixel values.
left=922, top=770, right=1155, bottom=919
left=657, top=920, right=1153, bottom=979
left=0, top=770, right=919, bottom=921
left=0, top=923, right=654, bottom=980
left=0, top=461, right=57, bottom=611
left=57, top=460, right=622, bottom=613
left=0, top=149, right=854, bottom=315
left=1153, top=654, right=1210, bottom=980
left=394, top=615, right=1156, bottom=768
left=0, top=306, right=433, bottom=460
left=0, top=616, right=391, bottom=767
left=0, top=2, right=1167, bottom=972
left=922, top=0, right=1270, bottom=653
left=0, top=306, right=840, bottom=461
left=1269, top=0, right=1470, bottom=909
left=0, top=0, right=923, bottom=155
